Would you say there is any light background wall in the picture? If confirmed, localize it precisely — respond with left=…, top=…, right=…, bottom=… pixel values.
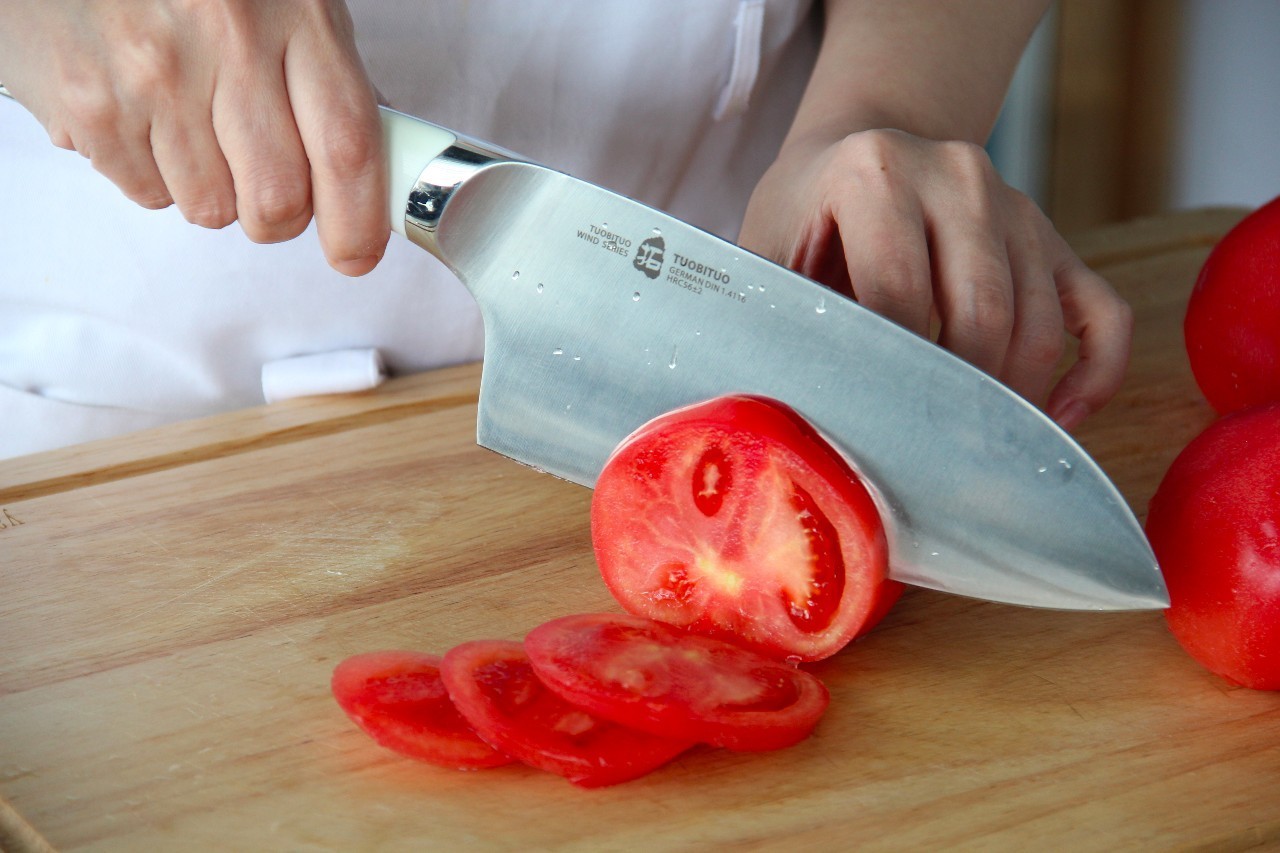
left=990, top=1, right=1280, bottom=218
left=1170, top=0, right=1280, bottom=210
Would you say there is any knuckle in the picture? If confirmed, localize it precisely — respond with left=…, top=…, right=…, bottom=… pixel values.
left=182, top=191, right=238, bottom=229
left=1107, top=296, right=1136, bottom=337
left=125, top=183, right=174, bottom=210
left=943, top=139, right=996, bottom=184
left=1015, top=323, right=1067, bottom=369
left=120, top=36, right=183, bottom=97
left=311, top=120, right=381, bottom=177
left=949, top=273, right=1015, bottom=341
left=867, top=251, right=930, bottom=303
left=44, top=122, right=76, bottom=151
left=63, top=82, right=121, bottom=137
left=241, top=170, right=310, bottom=234
left=834, top=128, right=906, bottom=192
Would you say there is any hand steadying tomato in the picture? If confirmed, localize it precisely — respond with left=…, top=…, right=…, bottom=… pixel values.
left=331, top=651, right=513, bottom=769
left=526, top=613, right=830, bottom=751
left=1146, top=403, right=1280, bottom=690
left=591, top=395, right=900, bottom=662
left=1185, top=196, right=1280, bottom=414
left=439, top=639, right=695, bottom=787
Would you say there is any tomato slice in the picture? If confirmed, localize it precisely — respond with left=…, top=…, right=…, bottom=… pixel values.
left=592, top=395, right=900, bottom=662
left=331, top=651, right=513, bottom=770
left=439, top=639, right=694, bottom=787
left=525, top=613, right=830, bottom=751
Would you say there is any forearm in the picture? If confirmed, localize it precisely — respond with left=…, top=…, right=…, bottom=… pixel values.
left=784, top=0, right=1052, bottom=149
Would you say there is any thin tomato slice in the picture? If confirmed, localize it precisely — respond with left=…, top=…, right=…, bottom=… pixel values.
left=592, top=395, right=900, bottom=662
left=440, top=639, right=694, bottom=787
left=331, top=650, right=513, bottom=770
left=526, top=613, right=830, bottom=752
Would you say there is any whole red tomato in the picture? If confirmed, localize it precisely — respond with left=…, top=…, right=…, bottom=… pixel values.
left=1185, top=196, right=1280, bottom=414
left=1146, top=403, right=1280, bottom=689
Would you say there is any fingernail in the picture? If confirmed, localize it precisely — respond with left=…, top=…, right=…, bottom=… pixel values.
left=333, top=254, right=381, bottom=277
left=1050, top=400, right=1091, bottom=431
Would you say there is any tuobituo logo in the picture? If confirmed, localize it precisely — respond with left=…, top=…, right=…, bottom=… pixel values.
left=632, top=235, right=665, bottom=280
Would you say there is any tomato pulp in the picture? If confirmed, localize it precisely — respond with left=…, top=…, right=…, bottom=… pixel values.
left=526, top=613, right=830, bottom=751
left=331, top=651, right=513, bottom=769
left=591, top=395, right=899, bottom=662
left=1146, top=403, right=1280, bottom=689
left=440, top=640, right=694, bottom=787
left=1185, top=196, right=1280, bottom=414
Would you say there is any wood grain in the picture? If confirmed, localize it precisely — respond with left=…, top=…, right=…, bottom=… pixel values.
left=2, top=209, right=1277, bottom=852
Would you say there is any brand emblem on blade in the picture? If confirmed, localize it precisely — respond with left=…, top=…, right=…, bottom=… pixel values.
left=633, top=235, right=665, bottom=279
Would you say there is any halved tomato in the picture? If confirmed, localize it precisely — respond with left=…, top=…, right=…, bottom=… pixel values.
left=591, top=395, right=900, bottom=661
left=526, top=613, right=830, bottom=751
left=331, top=651, right=513, bottom=770
left=439, top=639, right=694, bottom=787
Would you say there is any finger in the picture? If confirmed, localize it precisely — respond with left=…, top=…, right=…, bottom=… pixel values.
left=1045, top=253, right=1134, bottom=430
left=928, top=209, right=1015, bottom=378
left=212, top=67, right=313, bottom=244
left=67, top=81, right=173, bottom=210
left=151, top=105, right=237, bottom=229
left=285, top=14, right=387, bottom=277
left=836, top=198, right=933, bottom=337
left=999, top=237, right=1066, bottom=406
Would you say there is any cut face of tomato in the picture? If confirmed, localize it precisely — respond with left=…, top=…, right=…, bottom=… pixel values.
left=331, top=651, right=513, bottom=770
left=1146, top=403, right=1280, bottom=690
left=439, top=640, right=694, bottom=787
left=591, top=395, right=899, bottom=661
left=525, top=613, right=831, bottom=752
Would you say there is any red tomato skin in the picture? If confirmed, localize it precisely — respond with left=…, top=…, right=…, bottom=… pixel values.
left=526, top=613, right=831, bottom=752
left=1146, top=403, right=1280, bottom=690
left=592, top=395, right=900, bottom=663
left=331, top=651, right=514, bottom=770
left=1185, top=196, right=1280, bottom=414
left=440, top=640, right=694, bottom=787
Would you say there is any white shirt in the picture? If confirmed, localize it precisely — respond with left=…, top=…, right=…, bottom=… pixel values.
left=0, top=0, right=818, bottom=458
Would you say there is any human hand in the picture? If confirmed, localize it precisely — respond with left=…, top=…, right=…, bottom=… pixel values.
left=0, top=0, right=386, bottom=276
left=737, top=129, right=1133, bottom=431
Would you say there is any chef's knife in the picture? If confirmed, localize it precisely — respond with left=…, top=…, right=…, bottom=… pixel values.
left=380, top=107, right=1166, bottom=612
left=0, top=82, right=1166, bottom=611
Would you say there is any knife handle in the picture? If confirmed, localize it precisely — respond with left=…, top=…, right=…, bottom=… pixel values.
left=380, top=107, right=457, bottom=239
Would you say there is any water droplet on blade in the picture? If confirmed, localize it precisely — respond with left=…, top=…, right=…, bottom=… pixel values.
left=512, top=270, right=520, bottom=280
left=816, top=297, right=827, bottom=315
left=632, top=292, right=641, bottom=302
left=552, top=348, right=563, bottom=356
left=535, top=282, right=544, bottom=294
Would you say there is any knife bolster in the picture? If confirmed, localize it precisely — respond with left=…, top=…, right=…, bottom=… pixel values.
left=401, top=141, right=513, bottom=256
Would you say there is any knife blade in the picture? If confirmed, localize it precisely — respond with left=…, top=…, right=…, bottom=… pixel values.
left=380, top=108, right=1166, bottom=613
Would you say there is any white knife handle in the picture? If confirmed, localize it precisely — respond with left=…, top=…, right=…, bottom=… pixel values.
left=380, top=106, right=457, bottom=239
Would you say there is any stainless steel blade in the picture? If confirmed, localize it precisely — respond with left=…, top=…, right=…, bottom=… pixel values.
left=411, top=157, right=1165, bottom=612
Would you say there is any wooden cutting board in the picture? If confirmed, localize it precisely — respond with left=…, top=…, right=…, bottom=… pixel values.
left=3, top=209, right=1278, bottom=852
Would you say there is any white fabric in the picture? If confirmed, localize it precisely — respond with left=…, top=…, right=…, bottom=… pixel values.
left=0, top=0, right=819, bottom=459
